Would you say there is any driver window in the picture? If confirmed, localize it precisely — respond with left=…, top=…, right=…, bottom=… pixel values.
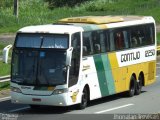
left=69, top=32, right=81, bottom=87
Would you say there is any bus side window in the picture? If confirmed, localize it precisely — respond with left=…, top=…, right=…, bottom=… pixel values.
left=130, top=26, right=145, bottom=47
left=92, top=31, right=101, bottom=54
left=136, top=28, right=145, bottom=46
left=114, top=31, right=124, bottom=50
left=69, top=32, right=81, bottom=87
left=130, top=30, right=138, bottom=48
left=109, top=30, right=115, bottom=51
left=145, top=24, right=154, bottom=45
left=83, top=37, right=89, bottom=56
left=83, top=32, right=93, bottom=56
left=100, top=32, right=106, bottom=53
left=105, top=31, right=110, bottom=52
left=123, top=30, right=129, bottom=49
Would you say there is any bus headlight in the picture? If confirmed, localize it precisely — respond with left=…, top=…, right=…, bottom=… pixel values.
left=11, top=86, right=22, bottom=93
left=52, top=88, right=68, bottom=95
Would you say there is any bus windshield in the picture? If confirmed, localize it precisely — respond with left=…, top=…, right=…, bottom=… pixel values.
left=12, top=50, right=67, bottom=86
left=11, top=33, right=69, bottom=86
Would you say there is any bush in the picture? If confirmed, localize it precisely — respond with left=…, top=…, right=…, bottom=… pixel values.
left=0, top=0, right=13, bottom=8
left=45, top=0, right=91, bottom=8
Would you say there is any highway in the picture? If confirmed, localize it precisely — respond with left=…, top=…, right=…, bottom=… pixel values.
left=0, top=57, right=160, bottom=120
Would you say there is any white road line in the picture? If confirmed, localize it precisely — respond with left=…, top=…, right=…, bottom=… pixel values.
left=0, top=96, right=11, bottom=102
left=95, top=104, right=134, bottom=114
left=157, top=67, right=160, bottom=69
left=156, top=76, right=159, bottom=78
left=156, top=63, right=160, bottom=65
left=9, top=107, right=30, bottom=113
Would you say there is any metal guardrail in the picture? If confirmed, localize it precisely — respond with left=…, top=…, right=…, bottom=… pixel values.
left=0, top=75, right=10, bottom=83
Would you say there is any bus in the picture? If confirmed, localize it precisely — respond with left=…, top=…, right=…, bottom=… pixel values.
left=11, top=16, right=156, bottom=109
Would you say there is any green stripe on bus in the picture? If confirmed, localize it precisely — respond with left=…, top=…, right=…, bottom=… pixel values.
left=101, top=54, right=115, bottom=95
left=94, top=54, right=109, bottom=96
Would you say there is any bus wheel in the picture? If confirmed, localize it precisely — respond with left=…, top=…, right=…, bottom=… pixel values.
left=78, top=87, right=88, bottom=109
left=127, top=76, right=136, bottom=97
left=135, top=76, right=142, bottom=95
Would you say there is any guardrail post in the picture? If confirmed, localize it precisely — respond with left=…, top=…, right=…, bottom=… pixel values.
left=2, top=45, right=12, bottom=64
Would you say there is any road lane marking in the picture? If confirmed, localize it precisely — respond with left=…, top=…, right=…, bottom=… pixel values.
left=157, top=67, right=160, bottom=69
left=156, top=76, right=159, bottom=78
left=95, top=104, right=134, bottom=114
left=9, top=107, right=30, bottom=113
left=0, top=96, right=11, bottom=102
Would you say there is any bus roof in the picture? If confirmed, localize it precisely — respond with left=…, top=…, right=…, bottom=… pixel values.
left=59, top=16, right=154, bottom=24
left=18, top=16, right=155, bottom=34
left=62, top=16, right=155, bottom=32
left=18, top=24, right=83, bottom=34
left=59, top=16, right=124, bottom=24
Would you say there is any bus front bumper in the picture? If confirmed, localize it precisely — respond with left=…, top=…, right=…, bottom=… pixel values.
left=11, top=91, right=73, bottom=106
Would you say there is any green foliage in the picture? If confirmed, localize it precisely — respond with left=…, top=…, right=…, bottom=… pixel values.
left=78, top=0, right=160, bottom=15
left=0, top=0, right=13, bottom=8
left=0, top=0, right=160, bottom=34
left=0, top=61, right=11, bottom=76
left=45, top=0, right=91, bottom=8
left=0, top=81, right=10, bottom=90
left=0, top=44, right=5, bottom=56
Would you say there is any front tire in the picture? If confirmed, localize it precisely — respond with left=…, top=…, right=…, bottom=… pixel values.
left=78, top=87, right=88, bottom=109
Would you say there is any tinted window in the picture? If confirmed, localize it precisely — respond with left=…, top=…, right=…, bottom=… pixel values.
left=83, top=32, right=93, bottom=56
left=129, top=24, right=154, bottom=48
left=16, top=34, right=69, bottom=49
left=113, top=29, right=129, bottom=50
left=83, top=30, right=110, bottom=56
left=69, top=32, right=81, bottom=87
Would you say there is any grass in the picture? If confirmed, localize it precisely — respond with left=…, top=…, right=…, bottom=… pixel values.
left=0, top=60, right=11, bottom=76
left=0, top=44, right=5, bottom=56
left=0, top=41, right=12, bottom=77
left=0, top=81, right=10, bottom=91
left=0, top=0, right=160, bottom=33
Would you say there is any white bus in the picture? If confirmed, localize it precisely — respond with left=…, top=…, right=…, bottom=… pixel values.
left=11, top=16, right=156, bottom=109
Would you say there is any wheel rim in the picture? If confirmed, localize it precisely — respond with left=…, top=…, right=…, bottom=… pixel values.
left=130, top=79, right=135, bottom=95
left=137, top=79, right=142, bottom=92
left=131, top=85, right=135, bottom=94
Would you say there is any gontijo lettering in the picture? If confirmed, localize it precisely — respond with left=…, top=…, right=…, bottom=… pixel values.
left=121, top=51, right=140, bottom=62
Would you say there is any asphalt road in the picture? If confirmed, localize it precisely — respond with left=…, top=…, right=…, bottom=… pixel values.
left=0, top=58, right=160, bottom=120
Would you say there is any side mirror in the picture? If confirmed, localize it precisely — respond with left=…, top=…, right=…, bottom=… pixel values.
left=66, top=47, right=73, bottom=67
left=3, top=44, right=12, bottom=64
